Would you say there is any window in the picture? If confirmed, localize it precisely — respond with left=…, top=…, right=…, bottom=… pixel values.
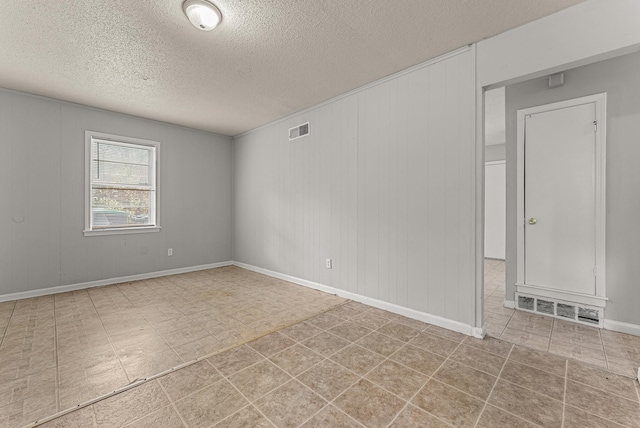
left=84, top=131, right=160, bottom=236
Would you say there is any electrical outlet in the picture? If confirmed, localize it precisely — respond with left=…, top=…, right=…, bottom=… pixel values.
left=140, top=245, right=148, bottom=254
left=168, top=248, right=173, bottom=256
left=325, top=258, right=332, bottom=269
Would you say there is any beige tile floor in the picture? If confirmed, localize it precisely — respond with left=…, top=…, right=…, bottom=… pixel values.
left=3, top=263, right=640, bottom=427
left=39, top=300, right=640, bottom=428
left=0, top=267, right=346, bottom=428
left=484, top=259, right=640, bottom=379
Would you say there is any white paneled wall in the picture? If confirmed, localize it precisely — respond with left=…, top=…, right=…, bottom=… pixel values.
left=233, top=49, right=477, bottom=328
left=0, top=89, right=233, bottom=298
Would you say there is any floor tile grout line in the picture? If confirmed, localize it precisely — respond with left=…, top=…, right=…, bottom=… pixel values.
left=212, top=402, right=277, bottom=428
left=504, top=354, right=567, bottom=379
left=0, top=300, right=17, bottom=349
left=52, top=294, right=60, bottom=415
left=216, top=362, right=280, bottom=427
left=85, top=288, right=132, bottom=385
left=155, top=377, right=192, bottom=428
left=496, top=375, right=565, bottom=405
left=472, top=344, right=514, bottom=428
left=564, top=375, right=640, bottom=403
left=561, top=359, right=568, bottom=428
left=385, top=337, right=469, bottom=428
left=563, top=403, right=637, bottom=428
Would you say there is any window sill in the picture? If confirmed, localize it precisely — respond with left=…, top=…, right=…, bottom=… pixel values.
left=83, top=226, right=161, bottom=237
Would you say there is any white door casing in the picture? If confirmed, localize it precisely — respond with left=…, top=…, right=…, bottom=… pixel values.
left=516, top=94, right=607, bottom=308
left=485, top=161, right=506, bottom=260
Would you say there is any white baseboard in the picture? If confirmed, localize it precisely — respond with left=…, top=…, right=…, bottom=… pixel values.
left=504, top=299, right=516, bottom=309
left=233, top=261, right=480, bottom=337
left=0, top=261, right=234, bottom=303
left=604, top=319, right=640, bottom=337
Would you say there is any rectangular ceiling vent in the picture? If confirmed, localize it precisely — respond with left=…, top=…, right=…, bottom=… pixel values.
left=289, top=122, right=310, bottom=141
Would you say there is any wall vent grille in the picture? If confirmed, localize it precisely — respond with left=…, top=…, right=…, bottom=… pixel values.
left=578, top=307, right=600, bottom=325
left=515, top=293, right=603, bottom=327
left=536, top=299, right=554, bottom=315
left=557, top=303, right=576, bottom=319
left=518, top=295, right=534, bottom=311
left=289, top=122, right=309, bottom=140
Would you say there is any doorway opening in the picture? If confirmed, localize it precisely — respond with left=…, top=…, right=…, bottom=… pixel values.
left=483, top=87, right=510, bottom=338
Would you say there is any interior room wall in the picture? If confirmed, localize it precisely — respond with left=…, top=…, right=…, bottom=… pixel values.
left=504, top=51, right=640, bottom=327
left=0, top=89, right=233, bottom=299
left=233, top=49, right=478, bottom=332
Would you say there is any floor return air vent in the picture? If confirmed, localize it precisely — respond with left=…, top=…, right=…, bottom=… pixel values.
left=515, top=293, right=603, bottom=327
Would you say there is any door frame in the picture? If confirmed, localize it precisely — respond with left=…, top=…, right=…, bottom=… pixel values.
left=515, top=93, right=607, bottom=307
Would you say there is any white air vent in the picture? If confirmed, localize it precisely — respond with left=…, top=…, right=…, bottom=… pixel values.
left=515, top=293, right=603, bottom=327
left=518, top=295, right=534, bottom=311
left=289, top=122, right=309, bottom=141
left=578, top=307, right=600, bottom=325
left=557, top=303, right=576, bottom=319
left=536, top=299, right=554, bottom=315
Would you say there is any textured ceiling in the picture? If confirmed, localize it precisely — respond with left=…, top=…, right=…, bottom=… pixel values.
left=0, top=0, right=585, bottom=136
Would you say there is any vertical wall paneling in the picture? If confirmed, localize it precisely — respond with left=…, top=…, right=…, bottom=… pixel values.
left=10, top=95, right=30, bottom=292
left=0, top=93, right=12, bottom=289
left=395, top=74, right=410, bottom=308
left=426, top=60, right=447, bottom=317
left=233, top=48, right=477, bottom=330
left=405, top=66, right=430, bottom=314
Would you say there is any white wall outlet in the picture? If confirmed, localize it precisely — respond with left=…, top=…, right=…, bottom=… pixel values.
left=140, top=245, right=148, bottom=254
left=168, top=248, right=173, bottom=256
left=325, top=258, right=332, bottom=269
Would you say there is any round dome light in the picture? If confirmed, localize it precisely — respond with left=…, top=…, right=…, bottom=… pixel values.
left=183, top=0, right=222, bottom=31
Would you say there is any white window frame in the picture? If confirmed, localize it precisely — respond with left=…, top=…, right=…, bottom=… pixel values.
left=84, top=130, right=161, bottom=236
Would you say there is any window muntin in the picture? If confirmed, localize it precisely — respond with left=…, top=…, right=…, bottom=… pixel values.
left=85, top=131, right=159, bottom=235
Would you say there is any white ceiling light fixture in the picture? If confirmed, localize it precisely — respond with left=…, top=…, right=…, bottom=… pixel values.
left=183, top=0, right=222, bottom=31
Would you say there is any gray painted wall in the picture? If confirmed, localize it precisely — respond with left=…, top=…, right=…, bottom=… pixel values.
left=505, top=51, right=640, bottom=325
left=0, top=89, right=233, bottom=296
left=233, top=50, right=477, bottom=327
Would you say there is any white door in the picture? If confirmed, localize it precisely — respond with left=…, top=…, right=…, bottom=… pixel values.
left=523, top=102, right=597, bottom=295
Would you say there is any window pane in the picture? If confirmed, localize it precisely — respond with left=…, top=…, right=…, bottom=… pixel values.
left=91, top=187, right=153, bottom=228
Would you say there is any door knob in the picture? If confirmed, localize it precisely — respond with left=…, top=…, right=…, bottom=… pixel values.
left=528, top=218, right=537, bottom=225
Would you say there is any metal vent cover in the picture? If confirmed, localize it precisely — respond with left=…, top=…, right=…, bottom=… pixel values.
left=289, top=122, right=309, bottom=140
left=515, top=292, right=603, bottom=327
left=518, top=295, right=534, bottom=311
left=557, top=303, right=576, bottom=319
left=578, top=307, right=600, bottom=325
left=536, top=299, right=554, bottom=315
